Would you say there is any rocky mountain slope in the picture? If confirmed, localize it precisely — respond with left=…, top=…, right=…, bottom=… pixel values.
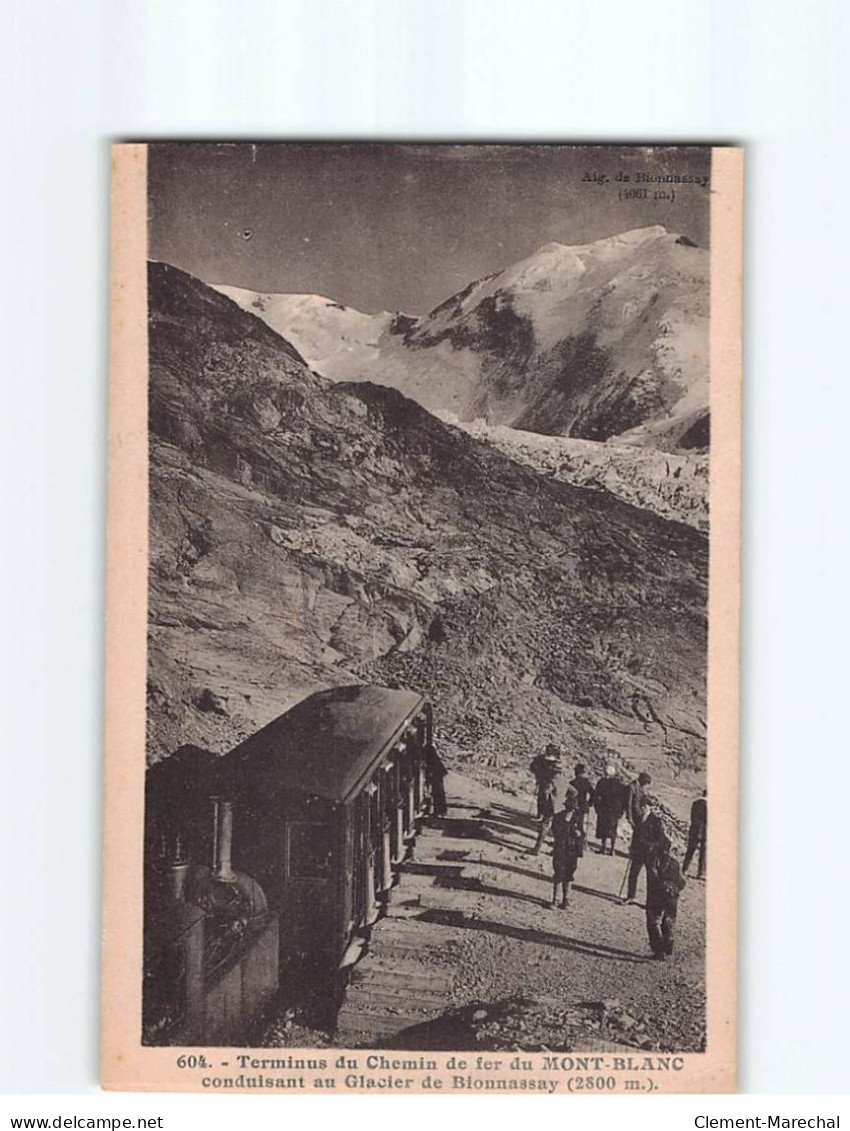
left=217, top=226, right=709, bottom=453
left=148, top=261, right=708, bottom=822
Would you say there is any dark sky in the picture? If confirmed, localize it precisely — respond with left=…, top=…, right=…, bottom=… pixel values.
left=149, top=144, right=711, bottom=315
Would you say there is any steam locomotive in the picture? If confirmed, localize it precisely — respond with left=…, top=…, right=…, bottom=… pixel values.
left=143, top=684, right=434, bottom=1046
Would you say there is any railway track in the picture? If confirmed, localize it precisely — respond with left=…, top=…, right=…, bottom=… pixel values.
left=335, top=803, right=482, bottom=1045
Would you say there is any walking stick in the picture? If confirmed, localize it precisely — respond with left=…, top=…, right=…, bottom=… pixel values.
left=617, top=855, right=631, bottom=899
left=618, top=820, right=635, bottom=900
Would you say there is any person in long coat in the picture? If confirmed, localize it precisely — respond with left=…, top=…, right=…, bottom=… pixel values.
left=593, top=765, right=626, bottom=854
left=550, top=788, right=585, bottom=908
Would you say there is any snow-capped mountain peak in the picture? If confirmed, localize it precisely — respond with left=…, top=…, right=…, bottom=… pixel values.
left=210, top=223, right=707, bottom=452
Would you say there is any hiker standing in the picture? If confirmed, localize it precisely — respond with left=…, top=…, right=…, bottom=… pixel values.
left=623, top=809, right=664, bottom=904
left=622, top=772, right=660, bottom=904
left=570, top=762, right=595, bottom=837
left=682, top=791, right=707, bottom=879
left=645, top=834, right=687, bottom=960
left=529, top=744, right=565, bottom=854
left=626, top=770, right=652, bottom=829
left=593, top=765, right=626, bottom=855
left=424, top=742, right=448, bottom=817
left=550, top=787, right=585, bottom=908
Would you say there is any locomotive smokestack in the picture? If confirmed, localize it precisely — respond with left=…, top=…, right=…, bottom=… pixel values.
left=211, top=798, right=236, bottom=883
left=167, top=834, right=189, bottom=901
left=169, top=860, right=190, bottom=901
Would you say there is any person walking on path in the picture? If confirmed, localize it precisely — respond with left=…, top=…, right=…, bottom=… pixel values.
left=550, top=787, right=585, bottom=908
left=622, top=772, right=660, bottom=904
left=644, top=833, right=687, bottom=960
left=570, top=762, right=595, bottom=837
left=626, top=770, right=652, bottom=829
left=424, top=742, right=448, bottom=818
left=682, top=790, right=707, bottom=879
left=593, top=765, right=626, bottom=855
left=529, top=744, right=566, bottom=854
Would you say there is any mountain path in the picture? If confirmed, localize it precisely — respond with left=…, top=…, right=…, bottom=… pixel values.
left=332, top=771, right=705, bottom=1051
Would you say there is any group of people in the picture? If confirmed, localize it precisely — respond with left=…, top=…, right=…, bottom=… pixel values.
left=528, top=744, right=707, bottom=961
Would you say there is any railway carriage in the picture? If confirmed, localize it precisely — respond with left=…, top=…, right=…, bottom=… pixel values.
left=214, top=684, right=434, bottom=973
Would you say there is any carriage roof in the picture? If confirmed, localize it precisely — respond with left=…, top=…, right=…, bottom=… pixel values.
left=217, top=685, right=426, bottom=805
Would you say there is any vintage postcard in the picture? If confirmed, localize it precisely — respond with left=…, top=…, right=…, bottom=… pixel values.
left=102, top=142, right=742, bottom=1093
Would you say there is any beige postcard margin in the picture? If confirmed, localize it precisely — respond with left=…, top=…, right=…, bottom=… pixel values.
left=101, top=144, right=743, bottom=1094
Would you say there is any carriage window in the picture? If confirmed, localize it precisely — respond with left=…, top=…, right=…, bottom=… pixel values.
left=288, top=822, right=332, bottom=881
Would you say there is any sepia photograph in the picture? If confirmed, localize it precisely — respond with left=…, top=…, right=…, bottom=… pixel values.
left=102, top=142, right=741, bottom=1092
left=9, top=0, right=850, bottom=1111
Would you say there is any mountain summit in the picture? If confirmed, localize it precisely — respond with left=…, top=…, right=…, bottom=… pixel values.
left=216, top=226, right=709, bottom=452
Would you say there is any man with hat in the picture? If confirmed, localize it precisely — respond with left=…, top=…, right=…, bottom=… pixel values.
left=682, top=789, right=707, bottom=879
left=622, top=771, right=658, bottom=904
left=550, top=786, right=585, bottom=908
left=529, top=744, right=566, bottom=854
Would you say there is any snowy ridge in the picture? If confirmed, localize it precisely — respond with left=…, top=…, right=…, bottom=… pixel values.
left=210, top=225, right=708, bottom=453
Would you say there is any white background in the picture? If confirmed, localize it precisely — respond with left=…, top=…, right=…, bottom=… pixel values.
left=1, top=0, right=849, bottom=1106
